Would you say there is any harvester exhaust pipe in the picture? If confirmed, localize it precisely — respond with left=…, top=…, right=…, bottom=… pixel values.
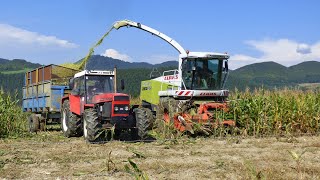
left=114, top=66, right=117, bottom=93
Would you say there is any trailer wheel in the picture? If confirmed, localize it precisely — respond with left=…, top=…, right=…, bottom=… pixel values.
left=28, top=114, right=40, bottom=133
left=83, top=108, right=104, bottom=143
left=61, top=100, right=83, bottom=137
left=135, top=107, right=154, bottom=140
left=39, top=117, right=46, bottom=131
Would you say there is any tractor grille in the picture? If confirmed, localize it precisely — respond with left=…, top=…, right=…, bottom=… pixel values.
left=102, top=102, right=112, bottom=117
left=114, top=96, right=129, bottom=101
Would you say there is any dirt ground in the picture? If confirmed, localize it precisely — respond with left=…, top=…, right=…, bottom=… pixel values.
left=0, top=131, right=319, bottom=180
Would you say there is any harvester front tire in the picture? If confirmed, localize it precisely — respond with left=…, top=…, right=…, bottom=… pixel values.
left=61, top=100, right=83, bottom=137
left=135, top=107, right=154, bottom=140
left=83, top=108, right=104, bottom=143
left=28, top=114, right=40, bottom=133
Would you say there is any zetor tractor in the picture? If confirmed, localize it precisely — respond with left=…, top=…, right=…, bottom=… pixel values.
left=61, top=69, right=137, bottom=142
left=112, top=20, right=235, bottom=136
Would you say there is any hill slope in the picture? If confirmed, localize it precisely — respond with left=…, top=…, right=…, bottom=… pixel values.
left=0, top=59, right=41, bottom=100
left=227, top=61, right=320, bottom=90
left=0, top=58, right=41, bottom=72
left=1, top=56, right=320, bottom=98
left=80, top=55, right=178, bottom=70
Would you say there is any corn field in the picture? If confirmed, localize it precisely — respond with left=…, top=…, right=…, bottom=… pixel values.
left=0, top=89, right=27, bottom=138
left=0, top=88, right=319, bottom=139
left=228, top=88, right=320, bottom=136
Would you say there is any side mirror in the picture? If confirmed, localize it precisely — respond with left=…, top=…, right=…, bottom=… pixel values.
left=224, top=61, right=229, bottom=72
left=120, top=79, right=125, bottom=90
left=72, top=89, right=81, bottom=96
left=70, top=78, right=80, bottom=95
left=69, top=78, right=74, bottom=88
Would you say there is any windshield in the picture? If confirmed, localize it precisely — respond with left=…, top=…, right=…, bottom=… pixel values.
left=182, top=58, right=226, bottom=90
left=85, top=75, right=114, bottom=102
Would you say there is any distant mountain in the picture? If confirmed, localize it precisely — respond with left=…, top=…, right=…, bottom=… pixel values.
left=0, top=58, right=41, bottom=72
left=154, top=61, right=178, bottom=68
left=289, top=61, right=320, bottom=73
left=1, top=56, right=320, bottom=98
left=232, top=61, right=288, bottom=78
left=227, top=60, right=320, bottom=90
left=82, top=55, right=178, bottom=70
left=288, top=61, right=320, bottom=83
left=0, top=58, right=41, bottom=100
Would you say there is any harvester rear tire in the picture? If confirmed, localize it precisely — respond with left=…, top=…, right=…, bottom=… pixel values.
left=83, top=108, right=104, bottom=143
left=28, top=114, right=40, bottom=133
left=61, top=100, right=83, bottom=137
left=135, top=107, right=154, bottom=140
left=158, top=97, right=179, bottom=123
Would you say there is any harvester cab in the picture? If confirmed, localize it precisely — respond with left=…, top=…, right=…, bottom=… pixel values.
left=180, top=53, right=229, bottom=91
left=61, top=69, right=134, bottom=142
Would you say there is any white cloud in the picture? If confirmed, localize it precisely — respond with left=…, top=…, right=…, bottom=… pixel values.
left=229, top=38, right=320, bottom=69
left=101, top=49, right=132, bottom=62
left=229, top=54, right=258, bottom=69
left=296, top=43, right=311, bottom=54
left=0, top=23, right=78, bottom=48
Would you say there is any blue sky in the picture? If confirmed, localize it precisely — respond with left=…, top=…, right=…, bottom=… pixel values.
left=0, top=0, right=319, bottom=69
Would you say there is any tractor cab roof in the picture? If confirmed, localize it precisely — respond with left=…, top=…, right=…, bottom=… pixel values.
left=180, top=52, right=230, bottom=60
left=74, top=70, right=115, bottom=78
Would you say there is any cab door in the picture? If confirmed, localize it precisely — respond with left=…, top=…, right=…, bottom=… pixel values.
left=69, top=77, right=84, bottom=115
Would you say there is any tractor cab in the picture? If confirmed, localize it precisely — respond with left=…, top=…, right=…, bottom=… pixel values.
left=69, top=69, right=130, bottom=116
left=71, top=70, right=116, bottom=103
left=181, top=52, right=229, bottom=90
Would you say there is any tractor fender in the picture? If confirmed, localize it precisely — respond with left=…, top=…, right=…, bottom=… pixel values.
left=61, top=96, right=69, bottom=107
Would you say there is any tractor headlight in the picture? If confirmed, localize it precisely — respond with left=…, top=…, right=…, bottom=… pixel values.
left=114, top=106, right=119, bottom=111
left=125, top=106, right=129, bottom=111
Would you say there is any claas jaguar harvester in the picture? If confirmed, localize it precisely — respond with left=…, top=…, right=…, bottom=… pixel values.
left=113, top=20, right=235, bottom=137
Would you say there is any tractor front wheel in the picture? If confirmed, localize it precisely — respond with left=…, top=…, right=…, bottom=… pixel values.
left=83, top=108, right=104, bottom=143
left=28, top=114, right=40, bottom=133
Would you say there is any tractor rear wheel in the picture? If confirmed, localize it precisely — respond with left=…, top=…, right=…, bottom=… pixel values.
left=28, top=114, right=40, bottom=133
left=61, top=100, right=83, bottom=137
left=135, top=107, right=154, bottom=140
left=83, top=108, right=104, bottom=143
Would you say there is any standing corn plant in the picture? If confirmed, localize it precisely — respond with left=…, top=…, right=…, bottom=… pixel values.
left=228, top=88, right=320, bottom=136
left=0, top=89, right=28, bottom=138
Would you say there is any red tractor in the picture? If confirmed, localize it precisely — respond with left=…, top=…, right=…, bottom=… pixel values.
left=61, top=69, right=140, bottom=142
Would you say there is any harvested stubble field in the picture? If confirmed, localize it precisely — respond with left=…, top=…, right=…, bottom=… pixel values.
left=0, top=131, right=319, bottom=179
